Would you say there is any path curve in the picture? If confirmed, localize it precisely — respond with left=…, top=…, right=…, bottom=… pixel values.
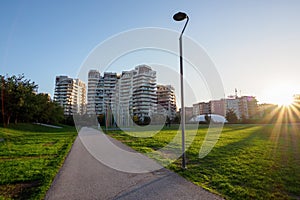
left=45, top=128, right=223, bottom=200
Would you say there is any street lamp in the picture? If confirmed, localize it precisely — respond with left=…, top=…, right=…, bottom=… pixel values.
left=173, top=12, right=189, bottom=169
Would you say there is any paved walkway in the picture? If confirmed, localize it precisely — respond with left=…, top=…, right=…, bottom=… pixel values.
left=45, top=127, right=223, bottom=200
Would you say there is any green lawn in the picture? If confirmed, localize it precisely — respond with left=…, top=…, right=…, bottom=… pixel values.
left=0, top=124, right=77, bottom=200
left=105, top=124, right=300, bottom=200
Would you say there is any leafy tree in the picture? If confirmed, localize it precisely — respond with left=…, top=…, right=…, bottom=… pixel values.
left=0, top=74, right=37, bottom=125
left=173, top=113, right=181, bottom=124
left=1, top=74, right=64, bottom=126
left=226, top=109, right=238, bottom=123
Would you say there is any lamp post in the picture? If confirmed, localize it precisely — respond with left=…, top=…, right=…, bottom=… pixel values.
left=173, top=12, right=189, bottom=169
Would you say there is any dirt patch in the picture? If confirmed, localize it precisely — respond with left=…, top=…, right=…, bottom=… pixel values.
left=0, top=180, right=41, bottom=199
left=43, top=141, right=57, bottom=146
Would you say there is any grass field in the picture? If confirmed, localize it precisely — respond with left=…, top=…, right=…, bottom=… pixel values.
left=105, top=124, right=300, bottom=200
left=0, top=124, right=77, bottom=200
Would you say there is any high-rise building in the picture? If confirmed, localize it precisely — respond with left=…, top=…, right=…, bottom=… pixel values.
left=132, top=65, right=157, bottom=118
left=87, top=70, right=101, bottom=115
left=102, top=72, right=119, bottom=114
left=54, top=76, right=86, bottom=116
left=87, top=65, right=157, bottom=126
left=114, top=70, right=134, bottom=126
left=86, top=70, right=119, bottom=115
left=157, top=85, right=177, bottom=120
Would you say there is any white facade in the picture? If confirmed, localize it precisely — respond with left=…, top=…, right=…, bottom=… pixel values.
left=113, top=65, right=157, bottom=126
left=54, top=76, right=86, bottom=116
left=114, top=70, right=134, bottom=126
left=87, top=70, right=119, bottom=115
left=87, top=65, right=157, bottom=126
left=132, top=65, right=157, bottom=118
left=87, top=70, right=101, bottom=115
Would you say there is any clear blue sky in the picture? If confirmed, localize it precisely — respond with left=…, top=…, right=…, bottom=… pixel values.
left=1, top=0, right=300, bottom=105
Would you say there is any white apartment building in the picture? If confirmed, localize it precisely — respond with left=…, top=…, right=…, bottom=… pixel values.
left=87, top=65, right=156, bottom=126
left=132, top=65, right=157, bottom=119
left=102, top=72, right=119, bottom=114
left=87, top=70, right=101, bottom=115
left=114, top=70, right=134, bottom=126
left=54, top=76, right=86, bottom=116
left=87, top=70, right=119, bottom=115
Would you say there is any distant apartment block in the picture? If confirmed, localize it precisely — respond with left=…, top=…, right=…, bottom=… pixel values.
left=54, top=76, right=86, bottom=116
left=87, top=70, right=101, bottom=115
left=225, top=96, right=241, bottom=119
left=86, top=71, right=119, bottom=115
left=157, top=85, right=177, bottom=120
left=238, top=96, right=258, bottom=119
left=115, top=65, right=157, bottom=126
left=192, top=95, right=258, bottom=120
left=87, top=65, right=157, bottom=126
left=192, top=102, right=210, bottom=116
left=210, top=99, right=226, bottom=116
left=179, top=107, right=194, bottom=122
left=102, top=72, right=119, bottom=114
left=132, top=65, right=157, bottom=118
left=115, top=70, right=135, bottom=126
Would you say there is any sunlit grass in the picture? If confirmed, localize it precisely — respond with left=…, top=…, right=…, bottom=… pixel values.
left=106, top=124, right=300, bottom=199
left=0, top=124, right=77, bottom=200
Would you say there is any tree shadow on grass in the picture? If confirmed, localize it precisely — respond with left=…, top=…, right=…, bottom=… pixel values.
left=220, top=124, right=257, bottom=134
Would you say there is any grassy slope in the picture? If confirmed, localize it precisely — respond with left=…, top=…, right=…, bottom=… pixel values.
left=106, top=124, right=300, bottom=200
left=0, top=124, right=77, bottom=200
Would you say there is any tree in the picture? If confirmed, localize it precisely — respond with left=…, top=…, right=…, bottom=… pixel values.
left=226, top=109, right=238, bottom=123
left=0, top=74, right=37, bottom=125
left=173, top=113, right=181, bottom=124
left=0, top=74, right=64, bottom=126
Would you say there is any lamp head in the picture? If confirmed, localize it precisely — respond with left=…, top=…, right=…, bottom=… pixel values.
left=173, top=12, right=188, bottom=21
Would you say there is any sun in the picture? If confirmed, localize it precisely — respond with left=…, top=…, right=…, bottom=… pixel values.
left=274, top=95, right=294, bottom=106
left=264, top=84, right=295, bottom=106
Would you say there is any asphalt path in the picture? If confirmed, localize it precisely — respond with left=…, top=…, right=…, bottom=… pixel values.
left=45, top=127, right=223, bottom=200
